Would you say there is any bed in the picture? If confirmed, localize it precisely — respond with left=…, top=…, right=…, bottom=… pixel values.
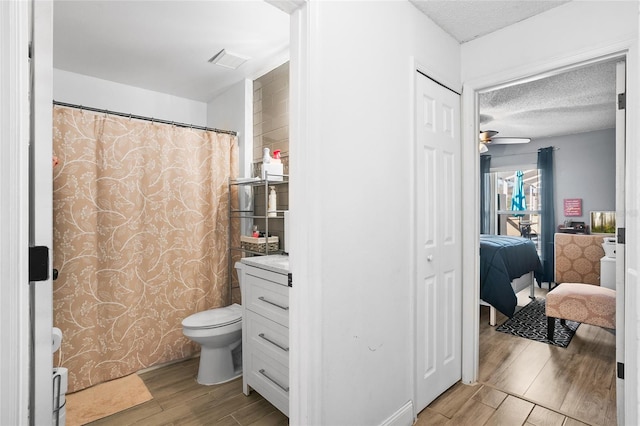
left=480, top=235, right=543, bottom=325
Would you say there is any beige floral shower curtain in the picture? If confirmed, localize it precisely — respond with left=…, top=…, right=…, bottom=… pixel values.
left=52, top=106, right=238, bottom=393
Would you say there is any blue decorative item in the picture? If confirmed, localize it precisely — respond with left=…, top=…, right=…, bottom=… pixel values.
left=511, top=170, right=527, bottom=217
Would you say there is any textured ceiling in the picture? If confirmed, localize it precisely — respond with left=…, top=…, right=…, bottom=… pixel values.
left=479, top=59, right=618, bottom=141
left=410, top=0, right=570, bottom=43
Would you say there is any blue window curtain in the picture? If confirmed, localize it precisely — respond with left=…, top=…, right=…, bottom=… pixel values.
left=480, top=155, right=491, bottom=234
left=537, top=147, right=555, bottom=283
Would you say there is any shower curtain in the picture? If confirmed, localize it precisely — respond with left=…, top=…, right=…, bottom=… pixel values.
left=52, top=106, right=238, bottom=393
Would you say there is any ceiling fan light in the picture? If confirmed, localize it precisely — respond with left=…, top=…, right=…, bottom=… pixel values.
left=479, top=130, right=498, bottom=143
left=479, top=143, right=489, bottom=153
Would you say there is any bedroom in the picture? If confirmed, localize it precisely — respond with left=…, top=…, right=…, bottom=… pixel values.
left=476, top=58, right=620, bottom=425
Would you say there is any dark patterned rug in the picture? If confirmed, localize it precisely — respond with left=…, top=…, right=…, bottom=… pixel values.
left=496, top=297, right=579, bottom=348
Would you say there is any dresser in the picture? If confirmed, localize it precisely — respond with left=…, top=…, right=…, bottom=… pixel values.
left=239, top=255, right=290, bottom=416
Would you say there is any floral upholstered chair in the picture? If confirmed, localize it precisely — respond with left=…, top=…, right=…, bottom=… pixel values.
left=546, top=233, right=616, bottom=342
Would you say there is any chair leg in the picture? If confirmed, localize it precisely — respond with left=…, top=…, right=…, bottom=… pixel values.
left=547, top=316, right=555, bottom=341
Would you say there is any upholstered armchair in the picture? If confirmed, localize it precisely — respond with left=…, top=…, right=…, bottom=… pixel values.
left=546, top=233, right=616, bottom=342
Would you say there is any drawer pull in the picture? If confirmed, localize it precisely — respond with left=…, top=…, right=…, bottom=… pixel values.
left=258, top=296, right=289, bottom=311
left=259, top=369, right=289, bottom=393
left=259, top=333, right=289, bottom=352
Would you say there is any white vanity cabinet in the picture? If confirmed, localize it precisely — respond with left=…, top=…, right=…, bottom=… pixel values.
left=240, top=255, right=290, bottom=417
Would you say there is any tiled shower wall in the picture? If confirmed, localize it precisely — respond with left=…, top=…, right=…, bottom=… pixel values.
left=253, top=61, right=289, bottom=168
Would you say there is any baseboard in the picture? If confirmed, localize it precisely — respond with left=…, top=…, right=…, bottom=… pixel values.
left=136, top=355, right=199, bottom=374
left=379, top=401, right=414, bottom=426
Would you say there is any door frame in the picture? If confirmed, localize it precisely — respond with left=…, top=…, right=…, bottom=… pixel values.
left=460, top=40, right=638, bottom=425
left=0, top=0, right=31, bottom=422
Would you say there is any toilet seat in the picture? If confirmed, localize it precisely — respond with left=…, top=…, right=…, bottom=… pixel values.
left=182, top=304, right=242, bottom=330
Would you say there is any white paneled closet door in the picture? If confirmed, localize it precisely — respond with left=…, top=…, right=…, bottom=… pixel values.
left=415, top=71, right=462, bottom=413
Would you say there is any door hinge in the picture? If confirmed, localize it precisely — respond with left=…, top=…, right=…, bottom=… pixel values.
left=618, top=92, right=626, bottom=110
left=288, top=273, right=292, bottom=288
left=28, top=42, right=32, bottom=59
left=618, top=228, right=626, bottom=245
left=29, top=246, right=49, bottom=282
left=617, top=362, right=625, bottom=379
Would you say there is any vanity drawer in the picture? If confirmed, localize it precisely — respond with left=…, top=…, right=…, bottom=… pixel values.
left=244, top=264, right=289, bottom=286
left=246, top=310, right=289, bottom=365
left=245, top=274, right=289, bottom=327
left=246, top=346, right=289, bottom=417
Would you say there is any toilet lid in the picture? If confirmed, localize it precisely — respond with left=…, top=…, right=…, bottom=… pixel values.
left=182, top=304, right=242, bottom=329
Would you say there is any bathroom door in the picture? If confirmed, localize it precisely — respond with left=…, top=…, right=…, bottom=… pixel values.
left=30, top=1, right=55, bottom=423
left=414, top=71, right=461, bottom=413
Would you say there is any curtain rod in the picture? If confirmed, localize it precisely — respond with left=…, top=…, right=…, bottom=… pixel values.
left=53, top=101, right=237, bottom=136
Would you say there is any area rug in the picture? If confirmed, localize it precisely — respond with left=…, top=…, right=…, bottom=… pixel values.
left=496, top=297, right=579, bottom=348
left=65, top=373, right=153, bottom=426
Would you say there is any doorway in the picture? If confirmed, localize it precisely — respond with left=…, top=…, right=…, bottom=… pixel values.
left=464, top=54, right=627, bottom=426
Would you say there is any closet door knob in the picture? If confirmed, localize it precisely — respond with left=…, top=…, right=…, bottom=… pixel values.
left=427, top=255, right=433, bottom=262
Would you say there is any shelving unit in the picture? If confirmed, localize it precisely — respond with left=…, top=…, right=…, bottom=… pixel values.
left=228, top=173, right=289, bottom=304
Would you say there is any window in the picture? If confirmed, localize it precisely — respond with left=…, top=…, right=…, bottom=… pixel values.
left=491, top=167, right=541, bottom=252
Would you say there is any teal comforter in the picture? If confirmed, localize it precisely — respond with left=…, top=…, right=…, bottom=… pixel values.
left=480, top=235, right=543, bottom=317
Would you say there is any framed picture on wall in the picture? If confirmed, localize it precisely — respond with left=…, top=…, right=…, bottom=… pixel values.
left=590, top=211, right=616, bottom=234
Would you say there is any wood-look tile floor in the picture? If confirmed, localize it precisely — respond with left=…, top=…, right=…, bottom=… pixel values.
left=417, top=287, right=616, bottom=426
left=90, top=287, right=615, bottom=426
left=87, top=358, right=288, bottom=426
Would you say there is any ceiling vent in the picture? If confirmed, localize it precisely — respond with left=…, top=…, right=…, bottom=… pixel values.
left=208, top=49, right=249, bottom=70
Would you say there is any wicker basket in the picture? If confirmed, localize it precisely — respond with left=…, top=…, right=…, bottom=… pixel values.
left=241, top=236, right=279, bottom=253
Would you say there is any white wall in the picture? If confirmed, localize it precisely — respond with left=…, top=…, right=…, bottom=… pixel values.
left=489, top=129, right=616, bottom=228
left=53, top=69, right=207, bottom=125
left=293, top=1, right=460, bottom=424
left=461, top=2, right=637, bottom=84
left=461, top=1, right=639, bottom=424
left=207, top=79, right=252, bottom=177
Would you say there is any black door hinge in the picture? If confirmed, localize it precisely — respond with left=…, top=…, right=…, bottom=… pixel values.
left=618, top=228, right=626, bottom=245
left=618, top=93, right=626, bottom=110
left=29, top=246, right=49, bottom=282
left=288, top=273, right=292, bottom=288
left=617, top=362, right=625, bottom=379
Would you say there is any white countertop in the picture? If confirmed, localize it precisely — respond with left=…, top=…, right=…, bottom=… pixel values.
left=240, top=254, right=290, bottom=275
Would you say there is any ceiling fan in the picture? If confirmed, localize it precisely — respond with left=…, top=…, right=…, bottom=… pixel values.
left=479, top=130, right=531, bottom=145
left=478, top=130, right=531, bottom=153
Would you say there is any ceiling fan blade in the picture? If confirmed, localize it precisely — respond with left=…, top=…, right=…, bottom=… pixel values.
left=490, top=137, right=531, bottom=145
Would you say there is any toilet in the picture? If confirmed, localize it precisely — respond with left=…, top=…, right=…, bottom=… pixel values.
left=181, top=263, right=244, bottom=385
